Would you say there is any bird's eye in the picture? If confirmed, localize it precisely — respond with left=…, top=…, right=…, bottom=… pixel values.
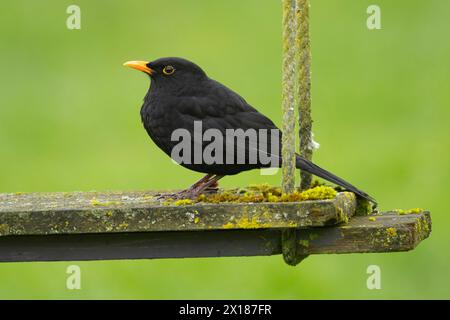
left=163, top=65, right=175, bottom=75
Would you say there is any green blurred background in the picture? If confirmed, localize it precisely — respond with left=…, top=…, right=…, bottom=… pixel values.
left=0, top=0, right=449, bottom=299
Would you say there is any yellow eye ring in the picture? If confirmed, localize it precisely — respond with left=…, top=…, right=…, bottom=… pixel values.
left=163, top=65, right=175, bottom=75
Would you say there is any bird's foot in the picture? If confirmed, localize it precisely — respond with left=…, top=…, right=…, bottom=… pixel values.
left=155, top=180, right=220, bottom=201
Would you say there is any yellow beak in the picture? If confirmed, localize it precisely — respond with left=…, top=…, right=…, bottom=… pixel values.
left=123, top=60, right=154, bottom=75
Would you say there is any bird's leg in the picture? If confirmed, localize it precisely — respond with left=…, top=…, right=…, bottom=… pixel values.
left=187, top=174, right=213, bottom=191
left=156, top=174, right=218, bottom=200
left=204, top=180, right=219, bottom=194
left=174, top=174, right=222, bottom=199
left=187, top=175, right=224, bottom=198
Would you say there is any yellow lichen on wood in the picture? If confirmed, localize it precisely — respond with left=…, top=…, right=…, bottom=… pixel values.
left=194, top=185, right=336, bottom=204
left=386, top=227, right=398, bottom=237
left=174, top=199, right=194, bottom=206
left=394, top=208, right=424, bottom=215
left=356, top=198, right=373, bottom=216
left=90, top=198, right=122, bottom=206
left=222, top=216, right=272, bottom=230
left=297, top=185, right=336, bottom=201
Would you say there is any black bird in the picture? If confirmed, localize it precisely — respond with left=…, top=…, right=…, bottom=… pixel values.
left=124, top=57, right=376, bottom=204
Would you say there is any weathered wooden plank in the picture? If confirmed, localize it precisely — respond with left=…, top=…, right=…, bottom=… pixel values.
left=0, top=211, right=430, bottom=263
left=293, top=211, right=432, bottom=255
left=0, top=191, right=355, bottom=236
left=0, top=230, right=281, bottom=263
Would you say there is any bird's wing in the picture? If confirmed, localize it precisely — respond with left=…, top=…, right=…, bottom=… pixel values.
left=174, top=80, right=279, bottom=131
left=169, top=81, right=281, bottom=169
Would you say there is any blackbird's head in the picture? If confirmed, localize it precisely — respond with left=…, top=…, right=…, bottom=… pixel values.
left=124, top=57, right=207, bottom=91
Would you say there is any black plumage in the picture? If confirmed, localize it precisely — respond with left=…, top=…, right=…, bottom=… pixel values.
left=125, top=57, right=376, bottom=204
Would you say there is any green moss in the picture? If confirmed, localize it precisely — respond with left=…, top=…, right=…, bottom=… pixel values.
left=90, top=198, right=122, bottom=206
left=0, top=223, right=9, bottom=235
left=196, top=185, right=337, bottom=204
left=281, top=229, right=298, bottom=266
left=299, top=239, right=310, bottom=247
left=267, top=193, right=279, bottom=202
left=117, top=223, right=129, bottom=230
left=368, top=217, right=377, bottom=222
left=174, top=199, right=194, bottom=206
left=158, top=184, right=338, bottom=205
left=247, top=183, right=282, bottom=195
left=394, top=208, right=424, bottom=215
left=161, top=199, right=175, bottom=206
left=299, top=186, right=337, bottom=201
left=415, top=218, right=422, bottom=233
left=386, top=227, right=397, bottom=237
left=222, top=216, right=271, bottom=229
left=309, top=233, right=319, bottom=241
left=356, top=198, right=373, bottom=216
left=336, top=207, right=349, bottom=224
left=370, top=227, right=399, bottom=248
left=422, top=218, right=430, bottom=233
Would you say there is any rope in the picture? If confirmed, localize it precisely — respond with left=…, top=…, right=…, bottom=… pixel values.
left=295, top=0, right=313, bottom=190
left=281, top=0, right=297, bottom=194
left=282, top=0, right=312, bottom=192
left=281, top=0, right=313, bottom=266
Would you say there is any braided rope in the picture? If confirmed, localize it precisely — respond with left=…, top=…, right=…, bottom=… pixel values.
left=281, top=0, right=312, bottom=265
left=281, top=0, right=297, bottom=194
left=295, top=0, right=313, bottom=190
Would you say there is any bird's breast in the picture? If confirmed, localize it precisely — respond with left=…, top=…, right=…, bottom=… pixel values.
left=140, top=99, right=185, bottom=154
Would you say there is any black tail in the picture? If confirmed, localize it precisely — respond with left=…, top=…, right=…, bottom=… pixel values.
left=296, top=155, right=377, bottom=206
